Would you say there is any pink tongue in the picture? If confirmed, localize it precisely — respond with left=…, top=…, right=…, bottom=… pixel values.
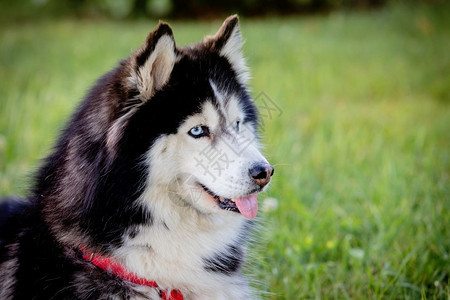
left=234, top=194, right=258, bottom=219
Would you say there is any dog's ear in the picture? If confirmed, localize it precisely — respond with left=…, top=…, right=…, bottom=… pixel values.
left=129, top=22, right=177, bottom=100
left=107, top=23, right=176, bottom=157
left=204, top=15, right=249, bottom=84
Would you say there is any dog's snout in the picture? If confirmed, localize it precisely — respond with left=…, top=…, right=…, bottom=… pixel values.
left=249, top=163, right=274, bottom=187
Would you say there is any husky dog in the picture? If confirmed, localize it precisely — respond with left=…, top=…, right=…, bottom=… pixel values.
left=0, top=15, right=274, bottom=299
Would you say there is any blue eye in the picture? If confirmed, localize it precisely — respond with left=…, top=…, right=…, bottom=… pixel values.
left=188, top=126, right=209, bottom=138
left=190, top=126, right=203, bottom=136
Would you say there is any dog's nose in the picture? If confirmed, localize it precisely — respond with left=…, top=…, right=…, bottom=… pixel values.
left=249, top=163, right=274, bottom=187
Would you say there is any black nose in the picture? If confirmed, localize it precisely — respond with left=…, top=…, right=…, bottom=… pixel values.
left=249, top=163, right=274, bottom=187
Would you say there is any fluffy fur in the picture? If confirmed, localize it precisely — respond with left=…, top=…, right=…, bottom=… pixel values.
left=0, top=15, right=273, bottom=299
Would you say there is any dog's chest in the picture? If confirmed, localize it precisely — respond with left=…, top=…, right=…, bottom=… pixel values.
left=118, top=215, right=249, bottom=294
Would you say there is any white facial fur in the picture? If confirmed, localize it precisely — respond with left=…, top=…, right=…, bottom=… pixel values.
left=155, top=81, right=267, bottom=216
left=134, top=78, right=269, bottom=219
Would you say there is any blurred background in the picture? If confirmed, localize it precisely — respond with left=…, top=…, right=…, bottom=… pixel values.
left=0, top=0, right=402, bottom=20
left=0, top=0, right=449, bottom=298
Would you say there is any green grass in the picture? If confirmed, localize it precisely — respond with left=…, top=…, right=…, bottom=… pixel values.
left=1, top=3, right=449, bottom=299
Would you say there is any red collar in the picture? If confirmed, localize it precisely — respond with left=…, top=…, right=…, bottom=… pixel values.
left=80, top=246, right=183, bottom=300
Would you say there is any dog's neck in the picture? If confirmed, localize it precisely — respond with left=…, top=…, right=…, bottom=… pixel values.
left=112, top=187, right=249, bottom=294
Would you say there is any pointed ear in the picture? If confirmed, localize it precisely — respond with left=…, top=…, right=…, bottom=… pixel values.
left=129, top=22, right=177, bottom=100
left=204, top=15, right=249, bottom=84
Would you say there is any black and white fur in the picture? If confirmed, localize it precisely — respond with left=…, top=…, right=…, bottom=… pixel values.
left=0, top=16, right=273, bottom=299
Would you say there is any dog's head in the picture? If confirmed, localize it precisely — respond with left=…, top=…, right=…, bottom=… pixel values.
left=106, top=16, right=274, bottom=220
left=42, top=16, right=274, bottom=246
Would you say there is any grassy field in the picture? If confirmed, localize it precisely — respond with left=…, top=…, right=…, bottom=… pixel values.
left=0, top=3, right=449, bottom=299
